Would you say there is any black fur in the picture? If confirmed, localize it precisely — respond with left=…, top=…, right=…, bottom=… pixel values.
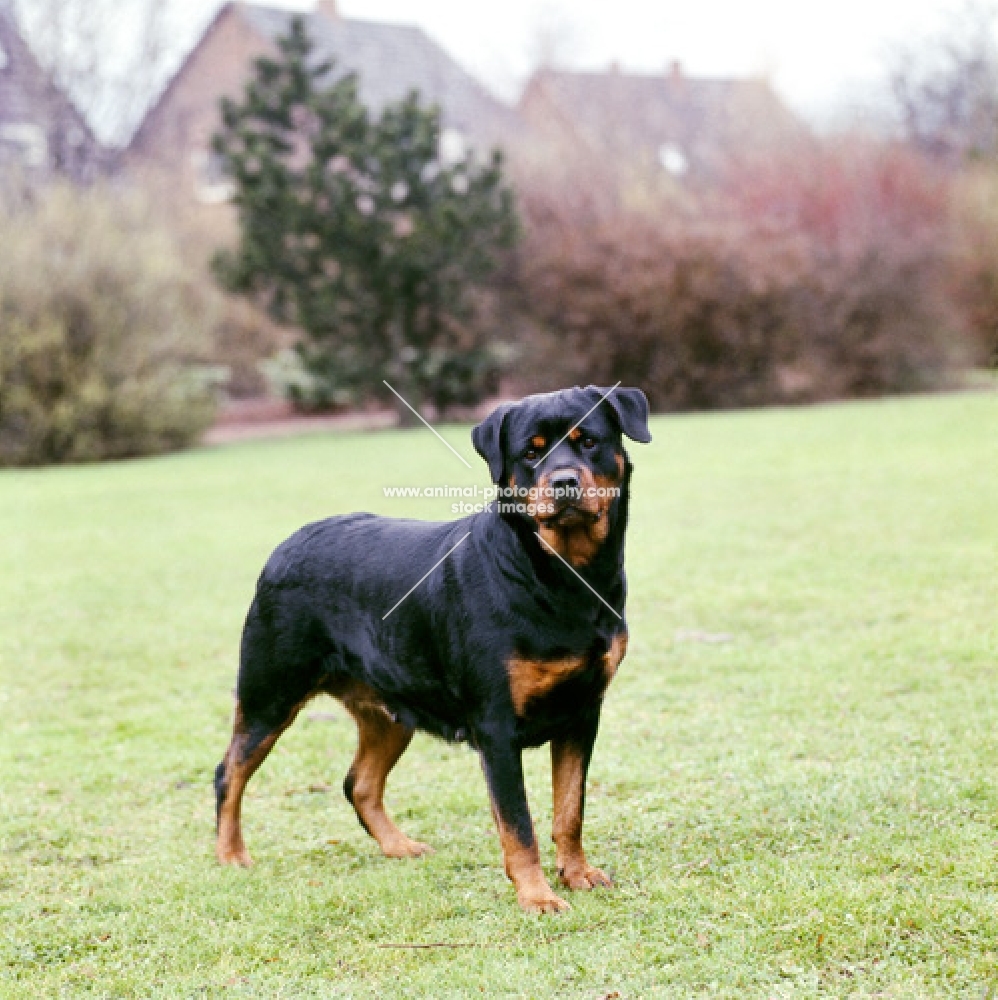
left=218, top=385, right=650, bottom=886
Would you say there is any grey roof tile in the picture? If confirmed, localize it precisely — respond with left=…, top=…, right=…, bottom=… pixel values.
left=239, top=4, right=521, bottom=148
left=521, top=68, right=807, bottom=179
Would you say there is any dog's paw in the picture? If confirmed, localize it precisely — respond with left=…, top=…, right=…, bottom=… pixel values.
left=559, top=863, right=613, bottom=891
left=381, top=835, right=434, bottom=859
left=216, top=844, right=253, bottom=867
left=517, top=886, right=571, bottom=914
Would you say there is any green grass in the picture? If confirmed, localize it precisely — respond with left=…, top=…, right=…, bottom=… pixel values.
left=2, top=393, right=998, bottom=998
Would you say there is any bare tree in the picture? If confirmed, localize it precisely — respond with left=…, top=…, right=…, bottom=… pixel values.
left=526, top=3, right=583, bottom=73
left=888, top=1, right=998, bottom=163
left=15, top=0, right=173, bottom=146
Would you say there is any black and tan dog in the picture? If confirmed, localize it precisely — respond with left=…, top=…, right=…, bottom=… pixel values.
left=214, top=386, right=651, bottom=912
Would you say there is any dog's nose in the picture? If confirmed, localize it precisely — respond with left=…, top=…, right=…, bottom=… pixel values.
left=550, top=469, right=580, bottom=496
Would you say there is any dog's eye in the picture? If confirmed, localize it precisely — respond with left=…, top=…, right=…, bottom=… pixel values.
left=582, top=436, right=597, bottom=450
left=524, top=448, right=538, bottom=462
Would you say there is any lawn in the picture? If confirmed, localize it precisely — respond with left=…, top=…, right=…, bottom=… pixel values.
left=1, top=392, right=997, bottom=998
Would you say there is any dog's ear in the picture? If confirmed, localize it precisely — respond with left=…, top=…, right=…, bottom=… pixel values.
left=587, top=386, right=652, bottom=443
left=472, top=402, right=514, bottom=483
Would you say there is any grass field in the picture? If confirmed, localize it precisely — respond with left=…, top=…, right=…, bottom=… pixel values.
left=1, top=392, right=998, bottom=998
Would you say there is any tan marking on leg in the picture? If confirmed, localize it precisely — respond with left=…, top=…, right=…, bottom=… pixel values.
left=216, top=701, right=305, bottom=867
left=340, top=683, right=431, bottom=859
left=507, top=653, right=587, bottom=715
left=551, top=739, right=612, bottom=891
left=489, top=800, right=569, bottom=913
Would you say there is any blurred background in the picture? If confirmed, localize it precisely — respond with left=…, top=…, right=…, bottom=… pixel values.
left=2, top=0, right=997, bottom=464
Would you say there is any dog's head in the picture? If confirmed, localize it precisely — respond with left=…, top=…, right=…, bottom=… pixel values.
left=472, top=386, right=651, bottom=567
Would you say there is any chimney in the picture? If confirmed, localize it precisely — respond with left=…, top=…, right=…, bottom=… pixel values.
left=316, top=0, right=338, bottom=17
left=669, top=59, right=682, bottom=81
left=609, top=60, right=621, bottom=74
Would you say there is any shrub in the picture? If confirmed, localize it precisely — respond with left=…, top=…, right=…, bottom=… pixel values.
left=129, top=167, right=294, bottom=401
left=209, top=294, right=290, bottom=399
left=513, top=139, right=968, bottom=408
left=0, top=185, right=216, bottom=466
left=950, top=166, right=998, bottom=367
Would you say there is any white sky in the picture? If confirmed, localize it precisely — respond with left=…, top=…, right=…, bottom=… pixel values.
left=174, top=0, right=978, bottom=120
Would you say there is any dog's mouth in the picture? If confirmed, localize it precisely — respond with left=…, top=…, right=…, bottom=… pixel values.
left=538, top=503, right=601, bottom=528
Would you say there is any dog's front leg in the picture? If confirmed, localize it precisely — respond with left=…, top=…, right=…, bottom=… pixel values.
left=477, top=730, right=569, bottom=913
left=551, top=714, right=613, bottom=891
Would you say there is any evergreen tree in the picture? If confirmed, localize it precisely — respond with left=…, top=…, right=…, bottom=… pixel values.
left=212, top=18, right=517, bottom=421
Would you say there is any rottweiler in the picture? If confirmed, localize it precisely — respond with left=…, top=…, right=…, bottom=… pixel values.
left=214, top=385, right=651, bottom=912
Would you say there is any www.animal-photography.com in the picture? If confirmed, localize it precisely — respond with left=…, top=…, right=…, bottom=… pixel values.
left=1, top=0, right=997, bottom=996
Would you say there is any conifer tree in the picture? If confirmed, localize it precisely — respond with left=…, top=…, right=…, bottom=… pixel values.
left=212, top=18, right=517, bottom=420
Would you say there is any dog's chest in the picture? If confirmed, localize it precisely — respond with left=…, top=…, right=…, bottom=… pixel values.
left=506, top=631, right=627, bottom=717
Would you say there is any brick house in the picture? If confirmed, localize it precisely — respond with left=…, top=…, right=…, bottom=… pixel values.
left=129, top=1, right=523, bottom=204
left=519, top=63, right=806, bottom=184
left=0, top=0, right=101, bottom=181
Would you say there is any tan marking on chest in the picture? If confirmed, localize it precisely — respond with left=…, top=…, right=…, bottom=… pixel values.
left=507, top=653, right=587, bottom=714
left=536, top=520, right=609, bottom=568
left=603, top=631, right=628, bottom=684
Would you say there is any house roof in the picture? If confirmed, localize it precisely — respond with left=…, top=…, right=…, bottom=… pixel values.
left=0, top=3, right=48, bottom=126
left=136, top=2, right=522, bottom=151
left=520, top=67, right=807, bottom=179
left=0, top=2, right=100, bottom=173
left=242, top=4, right=521, bottom=146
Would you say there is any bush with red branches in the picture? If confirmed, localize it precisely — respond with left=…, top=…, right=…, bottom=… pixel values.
left=512, top=137, right=972, bottom=410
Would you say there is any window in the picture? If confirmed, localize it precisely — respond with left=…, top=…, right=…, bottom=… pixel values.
left=191, top=149, right=235, bottom=204
left=658, top=142, right=688, bottom=176
left=0, top=122, right=48, bottom=167
left=0, top=41, right=8, bottom=71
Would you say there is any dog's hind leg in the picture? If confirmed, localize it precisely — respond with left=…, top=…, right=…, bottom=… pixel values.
left=214, top=692, right=309, bottom=867
left=340, top=691, right=432, bottom=859
left=216, top=592, right=322, bottom=866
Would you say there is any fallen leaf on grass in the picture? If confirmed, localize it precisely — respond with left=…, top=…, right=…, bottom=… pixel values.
left=673, top=857, right=712, bottom=873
